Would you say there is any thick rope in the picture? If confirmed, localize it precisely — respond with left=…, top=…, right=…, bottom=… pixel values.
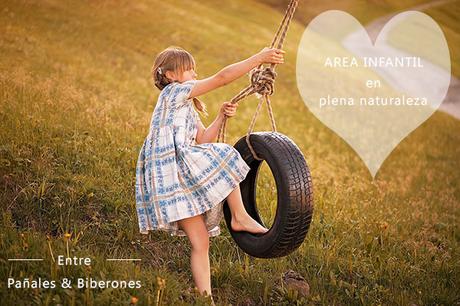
left=216, top=0, right=299, bottom=161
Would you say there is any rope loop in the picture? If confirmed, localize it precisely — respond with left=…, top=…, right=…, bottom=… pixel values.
left=249, top=66, right=277, bottom=97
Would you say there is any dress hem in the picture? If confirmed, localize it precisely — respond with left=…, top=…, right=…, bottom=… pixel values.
left=162, top=162, right=250, bottom=224
left=138, top=162, right=251, bottom=238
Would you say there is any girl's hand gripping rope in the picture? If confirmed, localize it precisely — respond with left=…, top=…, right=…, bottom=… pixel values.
left=219, top=101, right=239, bottom=118
left=256, top=47, right=285, bottom=65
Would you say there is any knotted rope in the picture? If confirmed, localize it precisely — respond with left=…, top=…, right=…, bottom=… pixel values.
left=216, top=0, right=299, bottom=161
left=251, top=67, right=277, bottom=96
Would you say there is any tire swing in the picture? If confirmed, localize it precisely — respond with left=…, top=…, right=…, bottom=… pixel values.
left=217, top=0, right=313, bottom=258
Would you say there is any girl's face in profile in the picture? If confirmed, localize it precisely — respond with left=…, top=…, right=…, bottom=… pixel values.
left=168, top=68, right=197, bottom=83
left=179, top=68, right=197, bottom=82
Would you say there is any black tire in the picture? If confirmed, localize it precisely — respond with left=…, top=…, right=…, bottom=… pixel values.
left=223, top=132, right=313, bottom=258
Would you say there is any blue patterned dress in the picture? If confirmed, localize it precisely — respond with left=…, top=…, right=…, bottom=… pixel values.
left=135, top=80, right=251, bottom=237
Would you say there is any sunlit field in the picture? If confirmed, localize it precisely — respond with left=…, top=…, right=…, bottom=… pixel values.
left=1, top=0, right=459, bottom=305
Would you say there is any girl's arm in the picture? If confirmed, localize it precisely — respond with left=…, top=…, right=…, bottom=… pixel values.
left=189, top=47, right=284, bottom=99
left=195, top=102, right=238, bottom=144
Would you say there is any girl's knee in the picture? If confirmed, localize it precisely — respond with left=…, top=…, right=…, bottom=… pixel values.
left=190, top=232, right=209, bottom=253
left=177, top=215, right=209, bottom=252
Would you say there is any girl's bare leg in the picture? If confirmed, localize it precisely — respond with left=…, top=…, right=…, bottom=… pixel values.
left=226, top=184, right=268, bottom=234
left=177, top=214, right=213, bottom=300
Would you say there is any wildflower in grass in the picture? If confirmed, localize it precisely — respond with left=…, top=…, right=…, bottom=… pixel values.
left=379, top=221, right=389, bottom=231
left=156, top=276, right=166, bottom=289
left=155, top=276, right=166, bottom=305
left=130, top=296, right=139, bottom=304
left=20, top=232, right=28, bottom=250
left=63, top=233, right=71, bottom=257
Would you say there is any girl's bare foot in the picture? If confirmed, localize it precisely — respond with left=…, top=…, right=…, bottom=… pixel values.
left=231, top=213, right=269, bottom=234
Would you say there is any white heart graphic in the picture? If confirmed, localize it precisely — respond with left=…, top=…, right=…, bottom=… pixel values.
left=296, top=10, right=451, bottom=177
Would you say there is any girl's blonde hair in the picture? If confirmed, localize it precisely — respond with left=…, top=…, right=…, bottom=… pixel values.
left=152, top=46, right=208, bottom=117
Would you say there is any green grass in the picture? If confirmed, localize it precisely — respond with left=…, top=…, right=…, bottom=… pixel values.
left=1, top=0, right=459, bottom=305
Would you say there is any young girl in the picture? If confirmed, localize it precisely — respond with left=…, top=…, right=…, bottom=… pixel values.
left=135, top=46, right=284, bottom=301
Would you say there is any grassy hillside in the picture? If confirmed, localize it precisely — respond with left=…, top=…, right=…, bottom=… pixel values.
left=1, top=0, right=459, bottom=305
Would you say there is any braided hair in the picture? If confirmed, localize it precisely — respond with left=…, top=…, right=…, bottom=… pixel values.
left=152, top=46, right=208, bottom=117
